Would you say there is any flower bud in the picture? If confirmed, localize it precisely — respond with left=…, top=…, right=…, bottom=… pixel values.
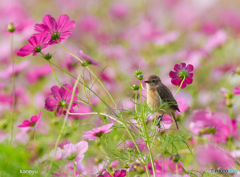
left=136, top=74, right=144, bottom=80
left=136, top=165, right=145, bottom=174
left=132, top=84, right=140, bottom=91
left=44, top=53, right=52, bottom=60
left=171, top=153, right=180, bottom=162
left=95, top=158, right=103, bottom=164
left=226, top=93, right=233, bottom=99
left=7, top=23, right=15, bottom=32
left=134, top=70, right=143, bottom=77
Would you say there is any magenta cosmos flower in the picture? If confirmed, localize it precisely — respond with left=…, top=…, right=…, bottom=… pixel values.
left=169, top=62, right=194, bottom=89
left=233, top=86, right=240, bottom=95
left=45, top=84, right=78, bottom=117
left=82, top=123, right=114, bottom=140
left=17, top=31, right=50, bottom=57
left=79, top=50, right=100, bottom=66
left=113, top=169, right=127, bottom=177
left=18, top=111, right=41, bottom=127
left=35, top=14, right=75, bottom=45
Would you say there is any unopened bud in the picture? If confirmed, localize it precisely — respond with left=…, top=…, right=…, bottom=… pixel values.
left=136, top=165, right=145, bottom=174
left=134, top=70, right=143, bottom=77
left=171, top=153, right=180, bottom=162
left=44, top=53, right=52, bottom=60
left=132, top=84, right=140, bottom=91
left=226, top=93, right=233, bottom=99
left=95, top=158, right=103, bottom=164
left=7, top=23, right=15, bottom=32
left=136, top=74, right=144, bottom=80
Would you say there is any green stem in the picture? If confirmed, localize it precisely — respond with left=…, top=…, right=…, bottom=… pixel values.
left=140, top=81, right=156, bottom=177
left=177, top=162, right=188, bottom=174
left=68, top=112, right=123, bottom=125
left=229, top=108, right=233, bottom=119
left=10, top=33, right=15, bottom=144
left=48, top=71, right=81, bottom=175
left=72, top=160, right=86, bottom=177
left=174, top=76, right=185, bottom=97
left=33, top=127, right=36, bottom=141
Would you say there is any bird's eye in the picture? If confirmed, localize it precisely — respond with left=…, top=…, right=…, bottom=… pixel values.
left=152, top=80, right=155, bottom=82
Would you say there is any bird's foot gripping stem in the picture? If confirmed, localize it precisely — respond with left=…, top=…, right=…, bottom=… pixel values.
left=156, top=115, right=163, bottom=129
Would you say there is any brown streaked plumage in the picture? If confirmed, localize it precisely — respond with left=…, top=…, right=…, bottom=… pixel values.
left=144, top=75, right=180, bottom=129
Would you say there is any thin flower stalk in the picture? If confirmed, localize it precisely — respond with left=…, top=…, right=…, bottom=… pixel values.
left=139, top=81, right=156, bottom=177
left=49, top=61, right=144, bottom=164
left=56, top=43, right=149, bottom=166
left=48, top=71, right=81, bottom=175
left=10, top=33, right=15, bottom=144
left=174, top=75, right=185, bottom=97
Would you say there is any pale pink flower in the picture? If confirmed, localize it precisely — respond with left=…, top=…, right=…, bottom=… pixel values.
left=109, top=2, right=129, bottom=19
left=202, top=30, right=227, bottom=53
left=196, top=144, right=235, bottom=168
left=62, top=141, right=88, bottom=162
left=26, top=64, right=52, bottom=83
left=82, top=123, right=114, bottom=140
left=78, top=15, right=99, bottom=34
left=153, top=31, right=179, bottom=46
left=50, top=141, right=88, bottom=162
left=0, top=60, right=29, bottom=79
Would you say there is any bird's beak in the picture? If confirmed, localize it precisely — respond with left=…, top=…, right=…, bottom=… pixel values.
left=144, top=81, right=150, bottom=83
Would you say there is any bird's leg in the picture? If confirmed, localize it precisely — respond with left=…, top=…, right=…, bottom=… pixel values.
left=156, top=114, right=164, bottom=128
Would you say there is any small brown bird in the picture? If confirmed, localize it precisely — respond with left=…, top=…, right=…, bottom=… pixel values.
left=144, top=75, right=180, bottom=129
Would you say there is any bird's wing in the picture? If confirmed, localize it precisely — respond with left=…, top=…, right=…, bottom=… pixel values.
left=157, top=85, right=180, bottom=112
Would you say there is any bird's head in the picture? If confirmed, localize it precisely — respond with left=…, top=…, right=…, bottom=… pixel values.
left=144, top=75, right=162, bottom=89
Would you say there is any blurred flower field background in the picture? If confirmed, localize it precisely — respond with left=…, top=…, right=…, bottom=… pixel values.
left=1, top=0, right=240, bottom=176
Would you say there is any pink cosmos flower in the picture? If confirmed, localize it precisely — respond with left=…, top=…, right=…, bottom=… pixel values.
left=17, top=31, right=50, bottom=56
left=233, top=87, right=240, bottom=95
left=50, top=141, right=88, bottom=162
left=189, top=110, right=230, bottom=143
left=34, top=14, right=75, bottom=45
left=169, top=62, right=194, bottom=89
left=109, top=2, right=129, bottom=19
left=202, top=30, right=227, bottom=53
left=0, top=60, right=29, bottom=79
left=201, top=21, right=218, bottom=35
left=78, top=15, right=100, bottom=34
left=18, top=111, right=41, bottom=127
left=196, top=144, right=235, bottom=169
left=26, top=64, right=52, bottom=83
left=82, top=123, right=114, bottom=140
left=62, top=141, right=88, bottom=162
left=79, top=50, right=100, bottom=66
left=44, top=84, right=79, bottom=117
left=123, top=139, right=147, bottom=151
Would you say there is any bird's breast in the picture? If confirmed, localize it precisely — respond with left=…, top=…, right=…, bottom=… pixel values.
left=147, top=89, right=161, bottom=110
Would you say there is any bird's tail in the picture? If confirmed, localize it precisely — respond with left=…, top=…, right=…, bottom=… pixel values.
left=171, top=112, right=179, bottom=130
